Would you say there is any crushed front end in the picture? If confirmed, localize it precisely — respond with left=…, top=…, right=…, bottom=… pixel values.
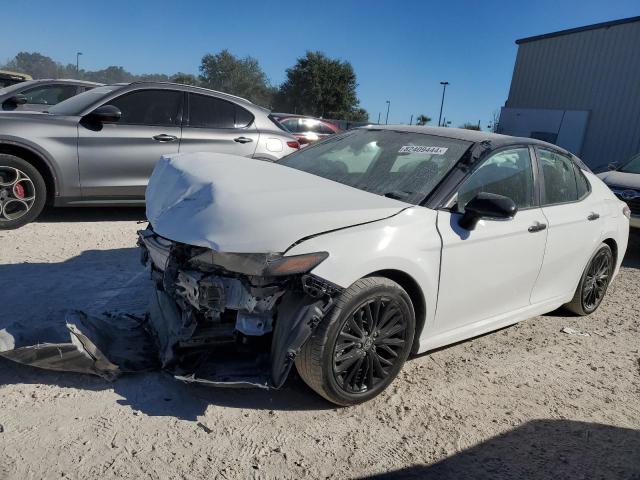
left=137, top=226, right=341, bottom=388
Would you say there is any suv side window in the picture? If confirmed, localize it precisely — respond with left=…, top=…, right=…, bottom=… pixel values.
left=537, top=148, right=579, bottom=204
left=188, top=94, right=254, bottom=129
left=108, top=90, right=182, bottom=126
left=454, top=147, right=535, bottom=213
left=22, top=85, right=78, bottom=105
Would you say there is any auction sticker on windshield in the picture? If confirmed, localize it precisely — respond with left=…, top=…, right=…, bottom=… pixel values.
left=399, top=146, right=448, bottom=154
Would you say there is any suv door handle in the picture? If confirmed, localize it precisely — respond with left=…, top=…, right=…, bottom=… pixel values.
left=152, top=134, right=177, bottom=142
left=234, top=136, right=253, bottom=144
left=528, top=222, right=547, bottom=233
left=587, top=212, right=600, bottom=221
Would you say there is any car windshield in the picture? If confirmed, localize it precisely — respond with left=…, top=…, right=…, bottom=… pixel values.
left=48, top=85, right=121, bottom=115
left=279, top=129, right=471, bottom=204
left=620, top=153, right=640, bottom=174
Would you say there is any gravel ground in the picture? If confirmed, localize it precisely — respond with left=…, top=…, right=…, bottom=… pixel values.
left=0, top=208, right=639, bottom=480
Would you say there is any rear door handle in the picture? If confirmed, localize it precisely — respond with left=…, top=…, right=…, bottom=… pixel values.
left=587, top=212, right=600, bottom=221
left=152, top=134, right=177, bottom=142
left=234, top=136, right=253, bottom=144
left=528, top=222, right=547, bottom=233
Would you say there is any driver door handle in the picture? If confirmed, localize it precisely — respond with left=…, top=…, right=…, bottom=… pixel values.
left=528, top=222, right=547, bottom=233
left=587, top=212, right=600, bottom=221
left=234, top=136, right=253, bottom=144
left=152, top=134, right=177, bottom=142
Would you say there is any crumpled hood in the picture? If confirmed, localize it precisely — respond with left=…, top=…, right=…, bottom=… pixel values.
left=597, top=170, right=640, bottom=189
left=146, top=152, right=408, bottom=253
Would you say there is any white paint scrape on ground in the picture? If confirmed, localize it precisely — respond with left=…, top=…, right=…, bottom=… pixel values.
left=0, top=208, right=639, bottom=479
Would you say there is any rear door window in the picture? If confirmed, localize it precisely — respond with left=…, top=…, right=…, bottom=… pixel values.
left=537, top=148, right=579, bottom=204
left=188, top=94, right=254, bottom=129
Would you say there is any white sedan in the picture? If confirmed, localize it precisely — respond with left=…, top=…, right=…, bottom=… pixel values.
left=139, top=126, right=630, bottom=405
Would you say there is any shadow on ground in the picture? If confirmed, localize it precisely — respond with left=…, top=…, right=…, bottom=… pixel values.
left=357, top=420, right=640, bottom=479
left=37, top=206, right=147, bottom=223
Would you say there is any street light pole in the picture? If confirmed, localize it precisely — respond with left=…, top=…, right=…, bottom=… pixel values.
left=76, top=52, right=83, bottom=76
left=438, top=81, right=449, bottom=127
left=385, top=100, right=390, bottom=125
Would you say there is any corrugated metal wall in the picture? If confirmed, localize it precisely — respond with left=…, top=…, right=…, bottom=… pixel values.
left=505, top=21, right=640, bottom=170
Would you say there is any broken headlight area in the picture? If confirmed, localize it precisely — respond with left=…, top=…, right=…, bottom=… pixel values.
left=137, top=226, right=341, bottom=389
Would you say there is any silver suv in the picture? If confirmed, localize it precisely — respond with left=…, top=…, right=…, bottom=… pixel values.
left=0, top=82, right=299, bottom=229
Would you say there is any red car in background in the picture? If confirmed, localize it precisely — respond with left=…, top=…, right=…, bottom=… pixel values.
left=272, top=113, right=341, bottom=146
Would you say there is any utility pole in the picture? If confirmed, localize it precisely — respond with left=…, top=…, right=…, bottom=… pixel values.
left=409, top=114, right=413, bottom=126
left=377, top=112, right=381, bottom=124
left=385, top=100, right=390, bottom=124
left=76, top=52, right=83, bottom=76
left=438, top=81, right=449, bottom=127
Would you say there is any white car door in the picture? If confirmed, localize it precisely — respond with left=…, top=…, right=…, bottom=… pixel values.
left=530, top=148, right=604, bottom=303
left=435, top=146, right=548, bottom=335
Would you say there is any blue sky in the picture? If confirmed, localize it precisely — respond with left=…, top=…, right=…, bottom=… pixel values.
left=2, top=1, right=638, bottom=127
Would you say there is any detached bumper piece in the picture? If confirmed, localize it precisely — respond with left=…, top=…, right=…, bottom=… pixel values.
left=0, top=311, right=159, bottom=379
left=0, top=227, right=341, bottom=390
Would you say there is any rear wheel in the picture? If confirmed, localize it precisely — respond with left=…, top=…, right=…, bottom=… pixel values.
left=296, top=277, right=415, bottom=406
left=0, top=154, right=47, bottom=230
left=564, top=243, right=613, bottom=315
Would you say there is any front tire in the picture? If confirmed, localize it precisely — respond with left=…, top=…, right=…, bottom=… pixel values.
left=564, top=243, right=613, bottom=315
left=296, top=277, right=415, bottom=406
left=0, top=154, right=47, bottom=230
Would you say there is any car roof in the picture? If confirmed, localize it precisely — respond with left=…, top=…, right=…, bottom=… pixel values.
left=22, top=79, right=104, bottom=86
left=362, top=124, right=568, bottom=152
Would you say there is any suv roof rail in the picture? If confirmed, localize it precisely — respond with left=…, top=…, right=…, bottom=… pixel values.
left=126, top=81, right=254, bottom=104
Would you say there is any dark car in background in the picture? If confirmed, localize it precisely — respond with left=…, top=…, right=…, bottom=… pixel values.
left=272, top=113, right=341, bottom=146
left=0, top=79, right=103, bottom=111
left=0, top=81, right=299, bottom=229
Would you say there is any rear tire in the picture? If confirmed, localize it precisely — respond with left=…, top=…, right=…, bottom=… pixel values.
left=564, top=243, right=613, bottom=316
left=0, top=154, right=47, bottom=230
left=296, top=277, right=415, bottom=406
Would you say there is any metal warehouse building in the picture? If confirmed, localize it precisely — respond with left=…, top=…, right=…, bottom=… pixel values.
left=499, top=16, right=640, bottom=171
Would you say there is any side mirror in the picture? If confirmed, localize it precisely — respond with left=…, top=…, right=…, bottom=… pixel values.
left=84, top=105, right=121, bottom=124
left=608, top=162, right=619, bottom=171
left=4, top=94, right=28, bottom=106
left=458, top=192, right=518, bottom=231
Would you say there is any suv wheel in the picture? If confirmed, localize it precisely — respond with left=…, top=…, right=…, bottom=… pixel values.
left=0, top=154, right=47, bottom=230
left=296, top=277, right=415, bottom=406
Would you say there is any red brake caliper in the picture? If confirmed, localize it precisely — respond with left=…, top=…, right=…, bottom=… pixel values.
left=14, top=182, right=25, bottom=199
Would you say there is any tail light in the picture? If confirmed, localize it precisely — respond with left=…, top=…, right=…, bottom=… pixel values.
left=287, top=141, right=300, bottom=150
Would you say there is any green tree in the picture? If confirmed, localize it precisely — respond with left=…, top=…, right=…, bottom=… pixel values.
left=199, top=49, right=274, bottom=106
left=274, top=51, right=367, bottom=121
left=4, top=52, right=59, bottom=78
left=460, top=122, right=481, bottom=131
left=415, top=114, right=431, bottom=126
left=171, top=73, right=198, bottom=86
